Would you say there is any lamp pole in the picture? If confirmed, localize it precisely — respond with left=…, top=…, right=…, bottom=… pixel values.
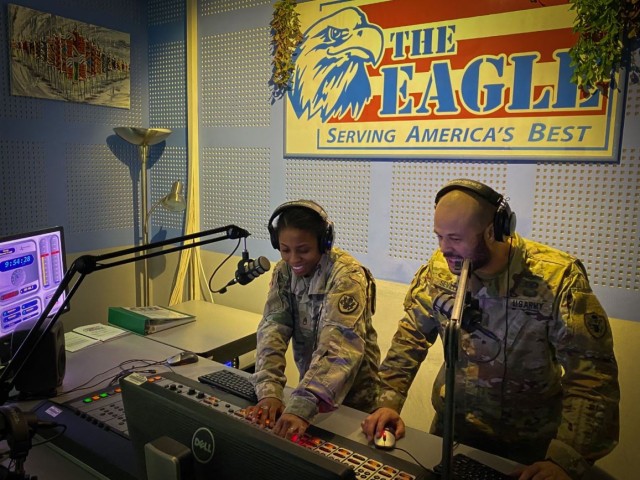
left=114, top=127, right=172, bottom=306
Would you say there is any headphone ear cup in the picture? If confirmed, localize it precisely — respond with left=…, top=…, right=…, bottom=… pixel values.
left=493, top=204, right=516, bottom=242
left=320, top=221, right=335, bottom=253
left=268, top=223, right=279, bottom=250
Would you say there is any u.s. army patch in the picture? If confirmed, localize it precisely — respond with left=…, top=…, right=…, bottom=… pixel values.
left=339, top=295, right=359, bottom=314
left=585, top=312, right=607, bottom=339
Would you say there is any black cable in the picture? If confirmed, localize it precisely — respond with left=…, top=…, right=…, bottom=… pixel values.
left=208, top=238, right=241, bottom=294
left=30, top=424, right=68, bottom=448
left=56, top=358, right=167, bottom=396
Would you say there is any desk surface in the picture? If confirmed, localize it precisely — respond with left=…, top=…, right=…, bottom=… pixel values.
left=145, top=300, right=261, bottom=361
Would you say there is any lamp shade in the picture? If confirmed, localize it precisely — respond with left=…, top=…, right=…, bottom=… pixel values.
left=114, top=127, right=172, bottom=146
left=160, top=181, right=186, bottom=212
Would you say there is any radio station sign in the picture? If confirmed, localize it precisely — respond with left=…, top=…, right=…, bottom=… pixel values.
left=284, top=0, right=624, bottom=161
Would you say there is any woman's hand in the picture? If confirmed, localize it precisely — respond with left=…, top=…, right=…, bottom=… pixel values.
left=244, top=397, right=284, bottom=429
left=272, top=413, right=310, bottom=439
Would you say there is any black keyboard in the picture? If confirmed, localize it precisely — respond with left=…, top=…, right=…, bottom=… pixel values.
left=435, top=454, right=513, bottom=480
left=198, top=369, right=258, bottom=403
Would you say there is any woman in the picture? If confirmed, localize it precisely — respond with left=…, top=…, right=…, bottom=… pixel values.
left=247, top=200, right=380, bottom=439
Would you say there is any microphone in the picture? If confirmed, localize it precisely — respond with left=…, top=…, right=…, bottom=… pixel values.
left=433, top=291, right=497, bottom=339
left=227, top=255, right=271, bottom=287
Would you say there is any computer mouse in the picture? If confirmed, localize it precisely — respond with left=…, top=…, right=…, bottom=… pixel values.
left=166, top=351, right=199, bottom=366
left=373, top=427, right=396, bottom=450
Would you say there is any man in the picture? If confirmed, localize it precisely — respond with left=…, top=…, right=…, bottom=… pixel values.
left=361, top=179, right=619, bottom=480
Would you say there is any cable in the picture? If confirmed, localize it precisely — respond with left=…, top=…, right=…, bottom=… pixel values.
left=208, top=239, right=241, bottom=294
left=56, top=358, right=167, bottom=396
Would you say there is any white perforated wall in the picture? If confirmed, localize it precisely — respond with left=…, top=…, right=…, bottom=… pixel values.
left=66, top=144, right=136, bottom=233
left=201, top=28, right=271, bottom=127
left=201, top=147, right=271, bottom=240
left=201, top=0, right=270, bottom=16
left=149, top=0, right=185, bottom=25
left=389, top=163, right=509, bottom=261
left=533, top=151, right=640, bottom=291
left=150, top=42, right=186, bottom=128
left=0, top=141, right=48, bottom=235
left=285, top=159, right=371, bottom=255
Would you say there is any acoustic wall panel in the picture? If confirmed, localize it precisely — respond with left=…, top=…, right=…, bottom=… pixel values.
left=201, top=147, right=271, bottom=241
left=150, top=41, right=186, bottom=128
left=284, top=158, right=371, bottom=255
left=389, top=162, right=509, bottom=262
left=201, top=27, right=271, bottom=127
left=149, top=0, right=185, bottom=26
left=533, top=150, right=640, bottom=291
left=201, top=0, right=270, bottom=16
left=0, top=141, right=48, bottom=236
left=66, top=144, right=136, bottom=234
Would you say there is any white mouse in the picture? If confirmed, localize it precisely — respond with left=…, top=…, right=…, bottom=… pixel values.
left=373, top=427, right=396, bottom=450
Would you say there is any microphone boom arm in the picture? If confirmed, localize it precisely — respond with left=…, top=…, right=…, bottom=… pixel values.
left=0, top=224, right=250, bottom=405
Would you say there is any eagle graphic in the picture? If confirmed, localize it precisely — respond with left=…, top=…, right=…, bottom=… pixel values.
left=289, top=7, right=384, bottom=122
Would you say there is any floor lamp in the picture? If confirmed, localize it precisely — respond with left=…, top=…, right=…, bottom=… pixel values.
left=114, top=127, right=182, bottom=306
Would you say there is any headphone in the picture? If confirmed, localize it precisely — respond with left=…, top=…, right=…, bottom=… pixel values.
left=435, top=179, right=516, bottom=242
left=268, top=200, right=335, bottom=253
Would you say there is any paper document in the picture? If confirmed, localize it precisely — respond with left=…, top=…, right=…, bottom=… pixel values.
left=73, top=323, right=128, bottom=341
left=65, top=331, right=100, bottom=352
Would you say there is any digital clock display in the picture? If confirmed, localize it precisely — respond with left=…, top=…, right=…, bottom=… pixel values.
left=0, top=254, right=34, bottom=272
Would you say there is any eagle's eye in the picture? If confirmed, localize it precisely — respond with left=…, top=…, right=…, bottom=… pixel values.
left=325, top=26, right=347, bottom=43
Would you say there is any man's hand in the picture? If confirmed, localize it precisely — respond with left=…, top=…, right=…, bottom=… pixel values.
left=245, top=397, right=284, bottom=429
left=514, top=460, right=572, bottom=480
left=360, top=407, right=405, bottom=441
left=272, top=413, right=310, bottom=439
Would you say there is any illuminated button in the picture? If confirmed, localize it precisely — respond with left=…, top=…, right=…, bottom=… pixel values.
left=82, top=398, right=93, bottom=403
left=91, top=395, right=100, bottom=401
left=115, top=387, right=122, bottom=393
left=364, top=460, right=382, bottom=469
left=395, top=473, right=415, bottom=479
left=99, top=393, right=108, bottom=398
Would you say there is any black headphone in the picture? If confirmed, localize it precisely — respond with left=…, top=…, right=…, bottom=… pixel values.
left=435, top=179, right=516, bottom=242
left=268, top=200, right=335, bottom=253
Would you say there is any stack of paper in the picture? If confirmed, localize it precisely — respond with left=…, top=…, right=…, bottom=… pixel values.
left=65, top=323, right=129, bottom=352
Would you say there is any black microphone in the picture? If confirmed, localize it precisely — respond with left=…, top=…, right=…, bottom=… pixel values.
left=433, top=291, right=496, bottom=339
left=227, top=255, right=271, bottom=287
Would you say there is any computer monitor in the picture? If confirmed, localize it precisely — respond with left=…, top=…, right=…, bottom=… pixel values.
left=0, top=226, right=68, bottom=336
left=120, top=371, right=356, bottom=480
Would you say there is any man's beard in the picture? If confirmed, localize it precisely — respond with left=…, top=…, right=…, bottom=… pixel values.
left=445, top=234, right=491, bottom=274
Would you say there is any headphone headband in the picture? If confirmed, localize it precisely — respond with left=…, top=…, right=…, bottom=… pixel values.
left=435, top=179, right=516, bottom=242
left=268, top=200, right=334, bottom=252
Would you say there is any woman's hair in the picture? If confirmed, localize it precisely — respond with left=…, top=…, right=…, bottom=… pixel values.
left=275, top=206, right=326, bottom=248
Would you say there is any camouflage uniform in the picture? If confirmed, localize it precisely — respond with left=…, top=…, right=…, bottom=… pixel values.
left=377, top=233, right=619, bottom=479
left=252, top=247, right=380, bottom=424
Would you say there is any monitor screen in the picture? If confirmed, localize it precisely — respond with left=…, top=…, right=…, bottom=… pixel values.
left=120, top=371, right=358, bottom=480
left=0, top=226, right=68, bottom=336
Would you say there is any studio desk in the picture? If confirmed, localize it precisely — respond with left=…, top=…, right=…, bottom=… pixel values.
left=8, top=301, right=520, bottom=480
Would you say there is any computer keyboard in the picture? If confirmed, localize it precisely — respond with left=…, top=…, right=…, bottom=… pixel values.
left=434, top=453, right=513, bottom=480
left=198, top=369, right=258, bottom=403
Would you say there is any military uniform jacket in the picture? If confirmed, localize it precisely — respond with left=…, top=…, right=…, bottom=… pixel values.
left=377, top=234, right=619, bottom=479
left=252, top=247, right=381, bottom=423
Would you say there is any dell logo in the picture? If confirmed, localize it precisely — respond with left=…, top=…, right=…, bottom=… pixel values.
left=192, top=427, right=215, bottom=464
